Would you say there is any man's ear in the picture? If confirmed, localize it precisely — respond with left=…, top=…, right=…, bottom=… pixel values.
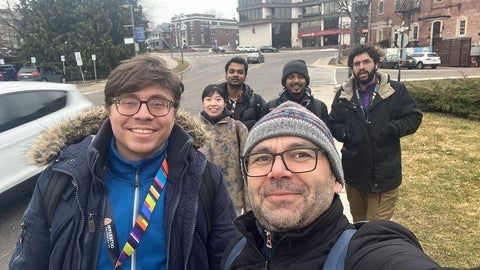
left=330, top=173, right=343, bottom=194
left=334, top=181, right=343, bottom=194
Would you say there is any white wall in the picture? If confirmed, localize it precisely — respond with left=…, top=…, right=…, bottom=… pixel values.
left=238, top=23, right=272, bottom=48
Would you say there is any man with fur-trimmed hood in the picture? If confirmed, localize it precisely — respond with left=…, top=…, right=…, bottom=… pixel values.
left=9, top=55, right=237, bottom=270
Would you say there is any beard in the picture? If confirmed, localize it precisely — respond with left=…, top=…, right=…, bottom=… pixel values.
left=248, top=177, right=335, bottom=232
left=354, top=68, right=377, bottom=85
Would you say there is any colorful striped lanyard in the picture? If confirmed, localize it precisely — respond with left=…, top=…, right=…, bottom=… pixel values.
left=229, top=98, right=238, bottom=115
left=111, top=159, right=169, bottom=269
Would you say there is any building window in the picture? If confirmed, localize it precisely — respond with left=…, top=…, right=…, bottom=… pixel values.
left=378, top=0, right=384, bottom=15
left=432, top=21, right=442, bottom=38
left=395, top=0, right=401, bottom=11
left=376, top=29, right=384, bottom=43
left=458, top=18, right=466, bottom=36
left=412, top=24, right=419, bottom=40
left=324, top=2, right=339, bottom=14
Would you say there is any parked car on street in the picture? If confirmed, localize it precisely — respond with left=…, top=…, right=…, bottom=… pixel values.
left=0, top=82, right=93, bottom=205
left=379, top=55, right=401, bottom=69
left=401, top=55, right=417, bottom=69
left=259, top=45, right=278, bottom=53
left=408, top=52, right=441, bottom=69
left=236, top=45, right=257, bottom=53
left=210, top=46, right=225, bottom=53
left=246, top=52, right=265, bottom=64
left=17, top=66, right=66, bottom=83
left=0, top=64, right=20, bottom=81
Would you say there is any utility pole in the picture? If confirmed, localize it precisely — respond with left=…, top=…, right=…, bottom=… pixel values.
left=129, top=3, right=137, bottom=56
left=348, top=0, right=357, bottom=78
left=177, top=16, right=184, bottom=64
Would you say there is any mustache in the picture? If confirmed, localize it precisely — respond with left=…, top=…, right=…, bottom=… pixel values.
left=260, top=179, right=306, bottom=195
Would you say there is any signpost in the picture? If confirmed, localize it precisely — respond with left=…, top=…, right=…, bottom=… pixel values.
left=60, top=55, right=66, bottom=75
left=74, top=52, right=85, bottom=86
left=92, top=54, right=97, bottom=82
left=397, top=24, right=409, bottom=81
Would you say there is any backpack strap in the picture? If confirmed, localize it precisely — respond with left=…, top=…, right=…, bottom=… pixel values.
left=323, top=228, right=356, bottom=270
left=223, top=237, right=247, bottom=270
left=249, top=94, right=262, bottom=120
left=44, top=171, right=72, bottom=228
left=199, top=163, right=215, bottom=234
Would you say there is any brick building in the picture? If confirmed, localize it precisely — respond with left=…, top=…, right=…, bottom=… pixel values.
left=370, top=0, right=480, bottom=65
left=169, top=14, right=239, bottom=51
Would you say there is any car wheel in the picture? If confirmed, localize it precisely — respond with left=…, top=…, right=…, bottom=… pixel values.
left=431, top=65, right=437, bottom=69
left=41, top=78, right=47, bottom=82
left=393, top=63, right=399, bottom=69
left=416, top=62, right=424, bottom=69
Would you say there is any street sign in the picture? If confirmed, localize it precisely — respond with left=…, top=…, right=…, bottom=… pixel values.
left=74, top=52, right=83, bottom=66
left=31, top=57, right=36, bottom=64
left=91, top=54, right=96, bottom=61
left=61, top=55, right=65, bottom=62
left=0, top=59, right=4, bottom=65
left=134, top=27, right=145, bottom=42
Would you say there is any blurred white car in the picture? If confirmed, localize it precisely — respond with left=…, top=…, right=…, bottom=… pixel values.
left=0, top=82, right=93, bottom=204
left=408, top=52, right=441, bottom=69
left=236, top=45, right=257, bottom=53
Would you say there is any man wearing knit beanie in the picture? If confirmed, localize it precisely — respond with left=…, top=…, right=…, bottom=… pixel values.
left=222, top=101, right=444, bottom=269
left=266, top=59, right=330, bottom=129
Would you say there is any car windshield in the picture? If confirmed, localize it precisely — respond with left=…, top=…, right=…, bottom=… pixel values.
left=0, top=66, right=14, bottom=71
left=20, top=67, right=38, bottom=72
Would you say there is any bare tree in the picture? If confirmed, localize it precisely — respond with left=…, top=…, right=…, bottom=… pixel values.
left=335, top=0, right=371, bottom=46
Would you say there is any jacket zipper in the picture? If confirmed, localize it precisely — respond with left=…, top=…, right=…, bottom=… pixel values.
left=72, top=177, right=85, bottom=270
left=130, top=168, right=140, bottom=270
left=263, top=230, right=272, bottom=269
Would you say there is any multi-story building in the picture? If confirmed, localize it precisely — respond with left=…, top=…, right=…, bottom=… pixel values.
left=370, top=0, right=480, bottom=48
left=168, top=14, right=239, bottom=51
left=370, top=0, right=480, bottom=66
left=237, top=0, right=355, bottom=49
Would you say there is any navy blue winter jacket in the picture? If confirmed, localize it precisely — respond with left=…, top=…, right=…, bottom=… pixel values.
left=9, top=108, right=237, bottom=270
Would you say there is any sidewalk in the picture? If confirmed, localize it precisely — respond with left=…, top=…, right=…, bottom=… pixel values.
left=307, top=58, right=353, bottom=222
left=75, top=54, right=178, bottom=92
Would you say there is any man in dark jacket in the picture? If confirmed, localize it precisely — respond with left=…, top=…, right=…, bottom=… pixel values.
left=267, top=59, right=330, bottom=127
left=329, top=44, right=423, bottom=222
left=222, top=101, right=444, bottom=269
left=9, top=55, right=237, bottom=270
left=220, top=56, right=268, bottom=130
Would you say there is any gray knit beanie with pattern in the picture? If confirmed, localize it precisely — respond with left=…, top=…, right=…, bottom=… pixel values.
left=281, top=59, right=310, bottom=87
left=242, top=101, right=344, bottom=185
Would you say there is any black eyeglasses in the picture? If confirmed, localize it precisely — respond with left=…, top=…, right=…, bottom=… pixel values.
left=241, top=147, right=324, bottom=177
left=112, top=96, right=174, bottom=117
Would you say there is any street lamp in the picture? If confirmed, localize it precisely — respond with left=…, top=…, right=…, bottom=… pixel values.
left=122, top=0, right=137, bottom=56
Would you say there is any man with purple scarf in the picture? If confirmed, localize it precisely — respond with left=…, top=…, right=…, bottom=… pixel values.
left=329, top=44, right=423, bottom=222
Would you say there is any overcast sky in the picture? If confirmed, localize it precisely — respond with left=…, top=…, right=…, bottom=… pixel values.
left=140, top=0, right=238, bottom=25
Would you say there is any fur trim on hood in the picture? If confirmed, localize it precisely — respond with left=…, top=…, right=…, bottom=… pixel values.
left=28, top=106, right=212, bottom=167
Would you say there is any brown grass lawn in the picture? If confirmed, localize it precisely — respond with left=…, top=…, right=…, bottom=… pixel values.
left=396, top=112, right=480, bottom=268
